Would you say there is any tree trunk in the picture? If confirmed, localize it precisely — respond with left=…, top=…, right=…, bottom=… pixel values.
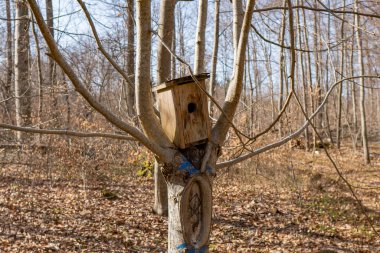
left=323, top=1, right=333, bottom=144
left=336, top=0, right=346, bottom=149
left=31, top=14, right=44, bottom=142
left=4, top=0, right=14, bottom=123
left=252, top=41, right=260, bottom=131
left=194, top=0, right=207, bottom=74
left=171, top=16, right=176, bottom=80
left=301, top=0, right=315, bottom=149
left=178, top=6, right=186, bottom=77
left=208, top=0, right=220, bottom=116
left=278, top=0, right=287, bottom=137
left=263, top=46, right=275, bottom=122
left=153, top=160, right=168, bottom=216
left=296, top=0, right=309, bottom=150
left=312, top=1, right=322, bottom=142
left=350, top=36, right=358, bottom=150
left=156, top=0, right=176, bottom=85
left=15, top=0, right=31, bottom=141
left=165, top=0, right=255, bottom=250
left=247, top=44, right=254, bottom=134
left=153, top=0, right=177, bottom=216
left=46, top=0, right=54, bottom=85
left=232, top=0, right=243, bottom=62
left=354, top=0, right=370, bottom=164
left=126, top=0, right=135, bottom=117
left=163, top=147, right=214, bottom=253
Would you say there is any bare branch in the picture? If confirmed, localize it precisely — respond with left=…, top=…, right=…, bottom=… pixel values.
left=76, top=0, right=134, bottom=90
left=253, top=5, right=380, bottom=19
left=0, top=123, right=136, bottom=141
left=212, top=0, right=256, bottom=146
left=136, top=0, right=174, bottom=149
left=217, top=75, right=380, bottom=168
left=27, top=0, right=171, bottom=162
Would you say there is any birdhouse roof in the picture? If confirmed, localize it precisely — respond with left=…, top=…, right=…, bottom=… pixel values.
left=153, top=73, right=210, bottom=92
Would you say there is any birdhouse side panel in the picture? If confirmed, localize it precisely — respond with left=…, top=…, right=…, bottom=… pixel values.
left=157, top=90, right=183, bottom=146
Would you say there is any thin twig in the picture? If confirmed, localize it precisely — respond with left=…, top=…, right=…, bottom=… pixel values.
left=0, top=123, right=136, bottom=141
left=77, top=0, right=134, bottom=90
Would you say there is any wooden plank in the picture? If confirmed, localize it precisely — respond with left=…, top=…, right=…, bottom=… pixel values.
left=153, top=73, right=210, bottom=93
left=178, top=80, right=210, bottom=148
left=157, top=89, right=179, bottom=145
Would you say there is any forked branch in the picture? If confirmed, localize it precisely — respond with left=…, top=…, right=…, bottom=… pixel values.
left=27, top=0, right=172, bottom=162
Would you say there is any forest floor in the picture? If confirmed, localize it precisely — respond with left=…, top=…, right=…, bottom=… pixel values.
left=0, top=140, right=379, bottom=252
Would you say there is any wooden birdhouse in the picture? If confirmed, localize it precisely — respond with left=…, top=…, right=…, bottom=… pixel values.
left=154, top=73, right=211, bottom=149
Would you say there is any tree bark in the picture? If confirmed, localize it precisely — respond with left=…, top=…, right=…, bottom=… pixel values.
left=349, top=35, right=358, bottom=150
left=208, top=0, right=220, bottom=116
left=336, top=0, right=346, bottom=149
left=232, top=0, right=243, bottom=62
left=354, top=0, right=370, bottom=164
left=278, top=0, right=287, bottom=137
left=296, top=0, right=309, bottom=149
left=153, top=160, right=168, bottom=216
left=46, top=0, right=54, bottom=85
left=264, top=46, right=275, bottom=122
left=31, top=14, right=44, bottom=142
left=312, top=0, right=322, bottom=140
left=135, top=0, right=173, bottom=149
left=15, top=0, right=31, bottom=141
left=194, top=0, right=207, bottom=74
left=156, top=0, right=176, bottom=85
left=171, top=16, right=176, bottom=80
left=164, top=147, right=215, bottom=253
left=126, top=0, right=135, bottom=117
left=301, top=0, right=315, bottom=149
left=4, top=0, right=14, bottom=123
left=153, top=0, right=177, bottom=216
left=323, top=0, right=333, bottom=144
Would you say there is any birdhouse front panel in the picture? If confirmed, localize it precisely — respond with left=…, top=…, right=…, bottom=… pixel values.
left=175, top=80, right=210, bottom=148
left=155, top=74, right=211, bottom=149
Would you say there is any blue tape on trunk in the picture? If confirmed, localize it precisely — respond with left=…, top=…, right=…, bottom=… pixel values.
left=178, top=160, right=199, bottom=175
left=176, top=243, right=187, bottom=250
left=177, top=243, right=207, bottom=253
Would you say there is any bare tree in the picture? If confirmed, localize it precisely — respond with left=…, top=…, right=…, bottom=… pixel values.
left=18, top=0, right=380, bottom=251
left=336, top=0, right=346, bottom=149
left=232, top=0, right=243, bottom=61
left=278, top=0, right=287, bottom=137
left=15, top=0, right=31, bottom=141
left=296, top=0, right=309, bottom=149
left=354, top=0, right=370, bottom=164
left=208, top=0, right=220, bottom=115
left=312, top=0, right=323, bottom=146
left=3, top=0, right=13, bottom=122
left=153, top=0, right=177, bottom=216
left=193, top=0, right=207, bottom=74
left=125, top=0, right=135, bottom=117
left=46, top=0, right=55, bottom=85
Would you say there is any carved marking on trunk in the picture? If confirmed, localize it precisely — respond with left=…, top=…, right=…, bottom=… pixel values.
left=180, top=174, right=212, bottom=251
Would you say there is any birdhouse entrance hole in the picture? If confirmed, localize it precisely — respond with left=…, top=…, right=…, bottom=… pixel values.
left=188, top=103, right=196, bottom=113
